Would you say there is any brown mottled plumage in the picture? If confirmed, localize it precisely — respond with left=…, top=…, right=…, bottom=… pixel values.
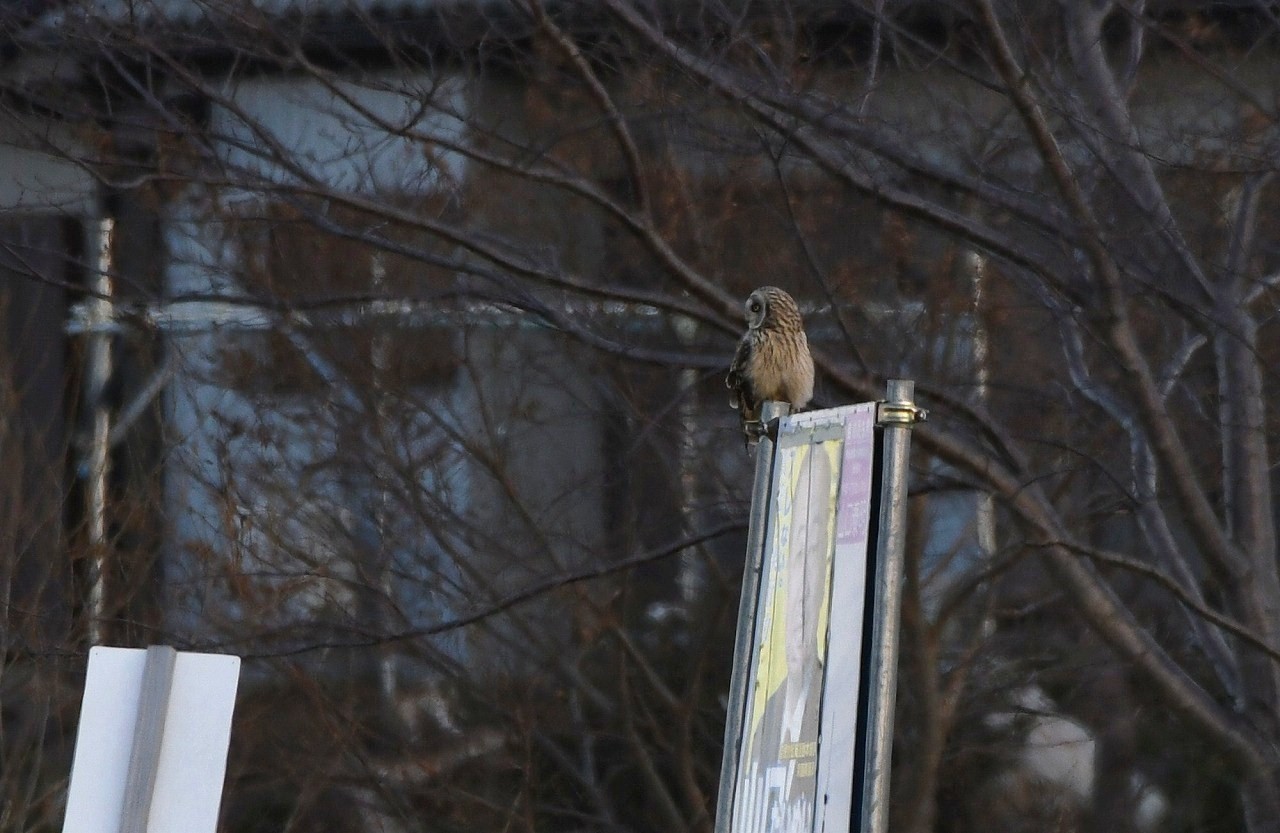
left=726, top=286, right=814, bottom=444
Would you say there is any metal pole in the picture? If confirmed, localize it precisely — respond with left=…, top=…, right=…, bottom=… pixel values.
left=714, top=400, right=789, bottom=833
left=119, top=645, right=178, bottom=833
left=84, top=217, right=115, bottom=646
left=859, top=379, right=924, bottom=833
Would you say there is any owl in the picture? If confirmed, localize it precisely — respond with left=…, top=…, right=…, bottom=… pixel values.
left=726, top=286, right=814, bottom=441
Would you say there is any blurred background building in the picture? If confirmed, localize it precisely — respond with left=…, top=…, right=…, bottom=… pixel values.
left=0, top=1, right=1277, bottom=831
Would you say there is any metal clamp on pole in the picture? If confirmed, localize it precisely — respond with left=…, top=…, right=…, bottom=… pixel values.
left=876, top=386, right=927, bottom=427
left=760, top=414, right=784, bottom=442
left=860, top=380, right=921, bottom=833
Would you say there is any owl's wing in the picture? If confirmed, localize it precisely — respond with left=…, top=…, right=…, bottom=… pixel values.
left=726, top=336, right=752, bottom=411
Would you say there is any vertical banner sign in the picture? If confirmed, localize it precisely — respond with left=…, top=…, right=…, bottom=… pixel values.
left=728, top=403, right=877, bottom=833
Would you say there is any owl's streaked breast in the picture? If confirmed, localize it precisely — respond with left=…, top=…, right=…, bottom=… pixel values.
left=750, top=330, right=813, bottom=408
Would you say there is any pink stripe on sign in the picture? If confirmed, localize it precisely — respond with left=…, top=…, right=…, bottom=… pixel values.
left=836, top=405, right=876, bottom=548
left=812, top=403, right=879, bottom=833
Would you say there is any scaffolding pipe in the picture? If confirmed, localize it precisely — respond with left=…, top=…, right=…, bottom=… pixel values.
left=859, top=379, right=923, bottom=833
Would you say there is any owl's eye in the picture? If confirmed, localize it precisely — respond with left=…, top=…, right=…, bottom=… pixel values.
left=749, top=300, right=762, bottom=313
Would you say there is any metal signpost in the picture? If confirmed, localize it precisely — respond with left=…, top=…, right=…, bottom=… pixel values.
left=716, top=380, right=923, bottom=833
left=62, top=646, right=242, bottom=833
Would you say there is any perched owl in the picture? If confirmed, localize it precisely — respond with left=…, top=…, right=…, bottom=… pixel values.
left=726, top=286, right=814, bottom=442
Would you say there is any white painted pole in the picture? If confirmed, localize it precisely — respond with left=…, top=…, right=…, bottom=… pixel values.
left=84, top=217, right=115, bottom=645
left=675, top=314, right=703, bottom=606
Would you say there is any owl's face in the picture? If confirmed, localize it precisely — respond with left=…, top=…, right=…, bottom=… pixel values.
left=744, top=286, right=798, bottom=331
left=745, top=289, right=768, bottom=329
